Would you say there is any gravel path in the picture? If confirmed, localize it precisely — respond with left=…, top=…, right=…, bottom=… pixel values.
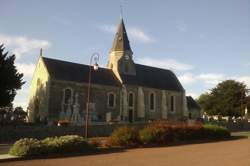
left=1, top=139, right=249, bottom=166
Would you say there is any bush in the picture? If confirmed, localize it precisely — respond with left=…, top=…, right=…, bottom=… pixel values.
left=139, top=126, right=165, bottom=144
left=108, top=126, right=139, bottom=147
left=203, top=124, right=230, bottom=139
left=139, top=121, right=230, bottom=145
left=9, top=135, right=93, bottom=157
left=9, top=138, right=42, bottom=156
left=42, top=135, right=92, bottom=154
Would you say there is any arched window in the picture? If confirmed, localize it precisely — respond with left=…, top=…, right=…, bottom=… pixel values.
left=108, top=92, right=115, bottom=108
left=149, top=92, right=155, bottom=111
left=128, top=92, right=134, bottom=107
left=64, top=88, right=72, bottom=104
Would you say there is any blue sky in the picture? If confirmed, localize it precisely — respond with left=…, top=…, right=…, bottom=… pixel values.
left=1, top=0, right=250, bottom=108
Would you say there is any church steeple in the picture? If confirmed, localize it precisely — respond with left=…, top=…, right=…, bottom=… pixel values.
left=110, top=19, right=132, bottom=53
left=107, top=19, right=136, bottom=81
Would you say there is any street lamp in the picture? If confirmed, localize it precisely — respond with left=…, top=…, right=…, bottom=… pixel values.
left=85, top=52, right=100, bottom=139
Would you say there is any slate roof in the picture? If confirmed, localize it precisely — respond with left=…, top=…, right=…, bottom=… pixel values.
left=186, top=96, right=201, bottom=110
left=120, top=64, right=184, bottom=92
left=42, top=57, right=184, bottom=92
left=42, top=57, right=121, bottom=87
left=110, top=19, right=132, bottom=52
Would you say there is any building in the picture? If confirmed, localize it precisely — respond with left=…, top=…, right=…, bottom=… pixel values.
left=27, top=19, right=187, bottom=125
left=186, top=96, right=201, bottom=120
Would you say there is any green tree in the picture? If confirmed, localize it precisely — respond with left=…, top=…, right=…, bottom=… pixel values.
left=13, top=106, right=27, bottom=122
left=198, top=80, right=247, bottom=118
left=0, top=44, right=25, bottom=107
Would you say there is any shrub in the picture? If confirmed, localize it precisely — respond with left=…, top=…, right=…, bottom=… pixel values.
left=108, top=126, right=139, bottom=147
left=9, top=138, right=42, bottom=156
left=139, top=126, right=165, bottom=144
left=42, top=135, right=92, bottom=154
left=138, top=121, right=230, bottom=145
left=9, top=135, right=93, bottom=157
left=203, top=124, right=230, bottom=139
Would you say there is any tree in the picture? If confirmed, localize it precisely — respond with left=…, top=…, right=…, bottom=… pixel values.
left=0, top=44, right=25, bottom=107
left=13, top=106, right=27, bottom=122
left=197, top=80, right=247, bottom=118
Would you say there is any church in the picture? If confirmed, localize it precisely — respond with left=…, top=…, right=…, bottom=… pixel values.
left=27, top=19, right=187, bottom=125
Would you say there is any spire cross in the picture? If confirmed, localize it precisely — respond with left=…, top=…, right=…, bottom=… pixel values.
left=120, top=3, right=123, bottom=19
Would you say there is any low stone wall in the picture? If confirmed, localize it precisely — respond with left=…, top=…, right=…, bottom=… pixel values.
left=1, top=122, right=250, bottom=143
left=225, top=122, right=250, bottom=132
left=0, top=123, right=146, bottom=143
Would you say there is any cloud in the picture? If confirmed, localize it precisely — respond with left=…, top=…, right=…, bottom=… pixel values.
left=178, top=73, right=197, bottom=84
left=97, top=24, right=155, bottom=43
left=16, top=63, right=36, bottom=78
left=198, top=73, right=226, bottom=85
left=235, top=76, right=250, bottom=88
left=98, top=25, right=117, bottom=33
left=186, top=92, right=199, bottom=99
left=137, top=57, right=194, bottom=71
left=176, top=24, right=188, bottom=32
left=128, top=27, right=155, bottom=43
left=0, top=33, right=51, bottom=59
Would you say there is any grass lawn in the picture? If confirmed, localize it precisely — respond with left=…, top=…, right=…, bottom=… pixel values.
left=231, top=131, right=250, bottom=138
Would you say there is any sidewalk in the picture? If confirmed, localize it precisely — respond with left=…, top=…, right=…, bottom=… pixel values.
left=0, top=144, right=20, bottom=162
left=0, top=154, right=20, bottom=162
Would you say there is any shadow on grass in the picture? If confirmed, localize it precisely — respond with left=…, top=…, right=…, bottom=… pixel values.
left=1, top=135, right=248, bottom=163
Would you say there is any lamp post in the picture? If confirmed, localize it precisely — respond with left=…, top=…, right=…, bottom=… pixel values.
left=85, top=53, right=99, bottom=139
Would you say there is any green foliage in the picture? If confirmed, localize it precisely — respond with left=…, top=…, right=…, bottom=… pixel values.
left=9, top=135, right=93, bottom=157
left=108, top=126, right=139, bottom=147
left=9, top=138, right=42, bottom=156
left=198, top=80, right=247, bottom=117
left=0, top=44, right=25, bottom=107
left=139, top=126, right=165, bottom=144
left=109, top=122, right=230, bottom=147
left=203, top=124, right=230, bottom=139
left=0, top=106, right=27, bottom=125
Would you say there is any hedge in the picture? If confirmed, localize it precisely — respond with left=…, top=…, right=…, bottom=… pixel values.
left=9, top=135, right=93, bottom=157
left=109, top=122, right=231, bottom=146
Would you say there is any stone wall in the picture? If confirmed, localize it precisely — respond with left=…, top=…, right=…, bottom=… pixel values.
left=27, top=57, right=50, bottom=123
left=48, top=80, right=121, bottom=124
left=1, top=122, right=250, bottom=143
left=0, top=123, right=146, bottom=143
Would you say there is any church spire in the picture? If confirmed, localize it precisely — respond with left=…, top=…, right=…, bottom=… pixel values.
left=110, top=19, right=132, bottom=53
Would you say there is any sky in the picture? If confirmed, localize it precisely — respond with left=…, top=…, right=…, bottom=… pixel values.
left=1, top=0, right=250, bottom=108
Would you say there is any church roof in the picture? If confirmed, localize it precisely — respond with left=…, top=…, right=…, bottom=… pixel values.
left=110, top=19, right=132, bottom=52
left=186, top=96, right=201, bottom=110
left=42, top=57, right=121, bottom=87
left=41, top=57, right=184, bottom=92
left=120, top=64, right=185, bottom=92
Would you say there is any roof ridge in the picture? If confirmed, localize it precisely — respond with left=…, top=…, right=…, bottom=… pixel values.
left=135, top=63, right=172, bottom=72
left=42, top=56, right=110, bottom=70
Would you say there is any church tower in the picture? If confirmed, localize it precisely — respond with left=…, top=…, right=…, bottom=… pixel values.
left=107, top=19, right=136, bottom=82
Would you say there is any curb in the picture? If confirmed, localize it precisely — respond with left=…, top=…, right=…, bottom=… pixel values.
left=0, top=155, right=21, bottom=163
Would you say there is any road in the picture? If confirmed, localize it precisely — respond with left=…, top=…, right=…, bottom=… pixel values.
left=1, top=138, right=250, bottom=166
